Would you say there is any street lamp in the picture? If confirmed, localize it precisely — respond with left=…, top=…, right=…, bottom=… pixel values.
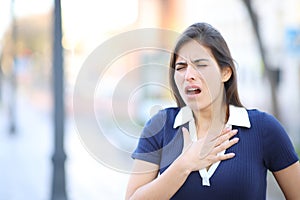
left=51, top=0, right=67, bottom=199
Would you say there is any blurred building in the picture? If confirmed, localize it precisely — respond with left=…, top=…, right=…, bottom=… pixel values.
left=0, top=0, right=299, bottom=199
left=59, top=0, right=300, bottom=146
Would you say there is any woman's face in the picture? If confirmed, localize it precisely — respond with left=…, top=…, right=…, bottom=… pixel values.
left=174, top=40, right=230, bottom=112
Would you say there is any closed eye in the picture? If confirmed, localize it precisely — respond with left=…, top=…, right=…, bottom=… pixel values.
left=196, top=64, right=207, bottom=67
left=192, top=58, right=209, bottom=68
left=175, top=62, right=187, bottom=71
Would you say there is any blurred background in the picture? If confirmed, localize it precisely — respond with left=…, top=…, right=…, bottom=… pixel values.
left=0, top=0, right=299, bottom=199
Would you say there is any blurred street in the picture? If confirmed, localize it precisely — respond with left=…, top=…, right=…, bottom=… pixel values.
left=0, top=91, right=286, bottom=200
left=0, top=1, right=299, bottom=199
left=0, top=92, right=129, bottom=200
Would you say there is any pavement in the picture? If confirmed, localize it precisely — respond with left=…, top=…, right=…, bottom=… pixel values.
left=0, top=92, right=285, bottom=200
left=0, top=92, right=129, bottom=200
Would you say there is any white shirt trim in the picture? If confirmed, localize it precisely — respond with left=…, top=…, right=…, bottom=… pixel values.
left=174, top=105, right=251, bottom=129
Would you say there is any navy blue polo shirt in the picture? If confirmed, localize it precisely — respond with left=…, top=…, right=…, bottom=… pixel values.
left=132, top=106, right=299, bottom=200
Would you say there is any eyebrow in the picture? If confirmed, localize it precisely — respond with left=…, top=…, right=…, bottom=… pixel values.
left=175, top=58, right=209, bottom=66
left=191, top=58, right=209, bottom=63
left=175, top=61, right=187, bottom=65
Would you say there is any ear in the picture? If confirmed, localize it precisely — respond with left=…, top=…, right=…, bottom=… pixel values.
left=221, top=66, right=232, bottom=82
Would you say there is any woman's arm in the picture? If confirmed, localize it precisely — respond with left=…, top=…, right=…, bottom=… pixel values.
left=125, top=128, right=239, bottom=200
left=273, top=161, right=300, bottom=200
left=125, top=157, right=190, bottom=200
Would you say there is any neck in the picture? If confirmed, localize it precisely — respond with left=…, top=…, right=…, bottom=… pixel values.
left=193, top=90, right=227, bottom=139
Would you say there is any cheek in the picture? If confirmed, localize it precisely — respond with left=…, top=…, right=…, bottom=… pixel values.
left=174, top=73, right=182, bottom=87
left=174, top=73, right=185, bottom=95
left=201, top=70, right=223, bottom=93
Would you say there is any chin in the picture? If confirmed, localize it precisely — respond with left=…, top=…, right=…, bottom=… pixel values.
left=186, top=100, right=211, bottom=112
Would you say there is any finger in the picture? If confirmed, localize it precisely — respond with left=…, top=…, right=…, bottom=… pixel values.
left=215, top=152, right=236, bottom=162
left=201, top=151, right=236, bottom=164
left=209, top=126, right=232, bottom=142
left=221, top=126, right=232, bottom=135
left=200, top=129, right=237, bottom=158
left=214, top=129, right=238, bottom=147
left=213, top=137, right=239, bottom=154
left=182, top=127, right=192, bottom=152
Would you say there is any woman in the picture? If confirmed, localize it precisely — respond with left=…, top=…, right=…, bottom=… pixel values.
left=126, top=23, right=300, bottom=199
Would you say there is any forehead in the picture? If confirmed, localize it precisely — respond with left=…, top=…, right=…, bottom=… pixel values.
left=175, top=40, right=213, bottom=61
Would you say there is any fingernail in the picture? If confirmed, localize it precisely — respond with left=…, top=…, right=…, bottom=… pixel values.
left=231, top=129, right=238, bottom=134
left=225, top=126, right=231, bottom=131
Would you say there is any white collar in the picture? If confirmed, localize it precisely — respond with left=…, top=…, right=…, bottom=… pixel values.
left=173, top=105, right=251, bottom=129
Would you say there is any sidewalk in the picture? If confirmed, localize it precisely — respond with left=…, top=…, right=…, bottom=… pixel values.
left=0, top=93, right=284, bottom=200
left=0, top=93, right=129, bottom=200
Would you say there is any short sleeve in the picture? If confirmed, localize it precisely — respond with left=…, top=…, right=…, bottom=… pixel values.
left=262, top=112, right=299, bottom=172
left=131, top=109, right=167, bottom=165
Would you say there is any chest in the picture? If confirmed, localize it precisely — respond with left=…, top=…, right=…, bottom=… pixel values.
left=160, top=127, right=268, bottom=200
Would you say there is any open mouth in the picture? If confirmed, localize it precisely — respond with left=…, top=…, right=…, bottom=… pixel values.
left=185, top=86, right=201, bottom=95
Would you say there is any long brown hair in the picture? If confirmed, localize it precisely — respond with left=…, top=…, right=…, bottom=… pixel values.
left=169, top=22, right=243, bottom=108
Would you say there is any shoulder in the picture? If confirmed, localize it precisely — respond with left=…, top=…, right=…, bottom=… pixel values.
left=246, top=108, right=282, bottom=127
left=142, top=107, right=181, bottom=135
left=246, top=108, right=270, bottom=119
left=149, top=107, right=181, bottom=124
left=245, top=108, right=290, bottom=142
left=160, top=107, right=181, bottom=116
left=246, top=108, right=292, bottom=146
left=246, top=109, right=300, bottom=171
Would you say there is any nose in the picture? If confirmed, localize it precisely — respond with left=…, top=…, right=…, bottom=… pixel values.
left=184, top=64, right=196, bottom=81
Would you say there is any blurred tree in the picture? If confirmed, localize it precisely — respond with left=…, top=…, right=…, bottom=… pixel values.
left=9, top=0, right=17, bottom=134
left=1, top=12, right=52, bottom=93
left=0, top=9, right=52, bottom=136
left=242, top=0, right=280, bottom=119
left=0, top=10, right=52, bottom=134
left=0, top=51, right=2, bottom=102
